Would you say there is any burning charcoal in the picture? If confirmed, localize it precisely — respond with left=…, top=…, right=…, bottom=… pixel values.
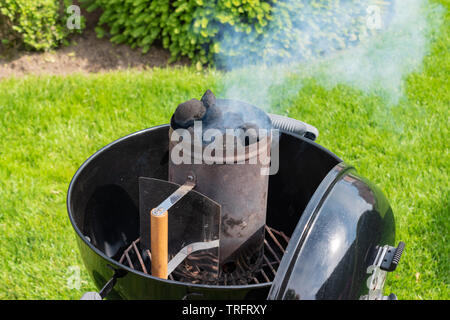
left=239, top=122, right=259, bottom=132
left=237, top=123, right=260, bottom=146
left=202, top=105, right=223, bottom=130
left=172, top=98, right=206, bottom=128
left=201, top=89, right=216, bottom=109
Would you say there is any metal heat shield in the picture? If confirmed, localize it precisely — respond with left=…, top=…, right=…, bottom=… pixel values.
left=139, top=177, right=221, bottom=279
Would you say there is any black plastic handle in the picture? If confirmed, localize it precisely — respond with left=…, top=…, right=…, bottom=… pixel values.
left=80, top=272, right=119, bottom=300
left=380, top=241, right=405, bottom=272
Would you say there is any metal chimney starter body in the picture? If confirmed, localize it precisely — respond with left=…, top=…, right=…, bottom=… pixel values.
left=168, top=99, right=272, bottom=279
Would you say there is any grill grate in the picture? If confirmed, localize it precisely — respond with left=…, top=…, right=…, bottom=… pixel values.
left=118, top=225, right=289, bottom=285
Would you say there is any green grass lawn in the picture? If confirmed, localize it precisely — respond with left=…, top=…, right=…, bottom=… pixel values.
left=0, top=6, right=448, bottom=300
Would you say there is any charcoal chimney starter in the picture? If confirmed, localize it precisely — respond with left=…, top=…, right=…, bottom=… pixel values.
left=168, top=91, right=272, bottom=279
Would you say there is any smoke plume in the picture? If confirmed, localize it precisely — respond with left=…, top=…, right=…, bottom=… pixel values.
left=216, top=0, right=444, bottom=109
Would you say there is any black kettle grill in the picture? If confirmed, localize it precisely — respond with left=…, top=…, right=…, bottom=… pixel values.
left=67, top=99, right=403, bottom=300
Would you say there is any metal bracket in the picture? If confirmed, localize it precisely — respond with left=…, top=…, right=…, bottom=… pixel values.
left=361, top=242, right=405, bottom=300
left=152, top=175, right=196, bottom=216
left=139, top=174, right=221, bottom=280
left=380, top=241, right=405, bottom=272
left=167, top=239, right=220, bottom=275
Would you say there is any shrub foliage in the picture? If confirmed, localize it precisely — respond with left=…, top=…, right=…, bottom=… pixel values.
left=0, top=0, right=81, bottom=51
left=84, top=0, right=387, bottom=67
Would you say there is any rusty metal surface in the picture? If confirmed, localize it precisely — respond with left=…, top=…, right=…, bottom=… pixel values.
left=168, top=158, right=270, bottom=268
left=168, top=113, right=272, bottom=277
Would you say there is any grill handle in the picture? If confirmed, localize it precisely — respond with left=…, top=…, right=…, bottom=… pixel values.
left=80, top=267, right=126, bottom=300
left=268, top=113, right=319, bottom=141
left=80, top=276, right=116, bottom=300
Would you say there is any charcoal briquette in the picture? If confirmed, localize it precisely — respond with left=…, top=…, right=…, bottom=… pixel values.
left=172, top=98, right=206, bottom=128
left=201, top=89, right=216, bottom=109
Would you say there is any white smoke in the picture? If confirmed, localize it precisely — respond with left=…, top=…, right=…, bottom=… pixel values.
left=317, top=0, right=444, bottom=104
left=216, top=0, right=444, bottom=109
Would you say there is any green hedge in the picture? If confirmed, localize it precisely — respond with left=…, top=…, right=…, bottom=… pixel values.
left=86, top=0, right=388, bottom=67
left=0, top=0, right=82, bottom=51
